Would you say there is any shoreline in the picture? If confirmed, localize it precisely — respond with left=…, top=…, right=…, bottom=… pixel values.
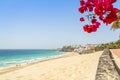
left=0, top=50, right=64, bottom=70
left=0, top=51, right=102, bottom=80
left=0, top=52, right=77, bottom=75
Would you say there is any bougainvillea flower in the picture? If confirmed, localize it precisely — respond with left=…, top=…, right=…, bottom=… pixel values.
left=91, top=19, right=97, bottom=24
left=78, top=6, right=86, bottom=13
left=110, top=0, right=117, bottom=3
left=88, top=6, right=93, bottom=12
left=103, top=12, right=118, bottom=25
left=113, top=8, right=119, bottom=13
left=91, top=25, right=97, bottom=32
left=99, top=16, right=103, bottom=20
left=78, top=0, right=119, bottom=33
left=95, top=22, right=100, bottom=28
left=85, top=0, right=91, bottom=7
left=80, top=17, right=85, bottom=22
left=87, top=27, right=92, bottom=33
left=80, top=0, right=85, bottom=6
left=83, top=24, right=97, bottom=33
left=83, top=25, right=89, bottom=32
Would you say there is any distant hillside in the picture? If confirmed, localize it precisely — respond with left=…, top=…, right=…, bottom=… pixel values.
left=60, top=46, right=74, bottom=52
left=95, top=40, right=120, bottom=51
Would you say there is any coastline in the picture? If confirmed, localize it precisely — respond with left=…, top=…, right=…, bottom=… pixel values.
left=0, top=52, right=76, bottom=75
left=0, top=50, right=64, bottom=70
left=0, top=51, right=102, bottom=80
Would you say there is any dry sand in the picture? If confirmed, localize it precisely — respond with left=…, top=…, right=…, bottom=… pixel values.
left=0, top=51, right=102, bottom=80
left=111, top=49, right=120, bottom=69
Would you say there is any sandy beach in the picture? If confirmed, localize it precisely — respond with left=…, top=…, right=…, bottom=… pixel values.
left=0, top=51, right=102, bottom=80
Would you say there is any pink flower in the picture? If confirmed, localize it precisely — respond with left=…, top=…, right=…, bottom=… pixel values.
left=88, top=6, right=93, bottom=12
left=91, top=19, right=97, bottom=24
left=80, top=17, right=85, bottom=22
left=78, top=0, right=119, bottom=33
left=80, top=0, right=85, bottom=6
left=95, top=22, right=100, bottom=28
left=91, top=25, right=97, bottom=32
left=83, top=25, right=89, bottom=32
left=78, top=6, right=86, bottom=13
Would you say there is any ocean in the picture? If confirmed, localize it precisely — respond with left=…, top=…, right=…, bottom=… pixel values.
left=0, top=49, right=64, bottom=69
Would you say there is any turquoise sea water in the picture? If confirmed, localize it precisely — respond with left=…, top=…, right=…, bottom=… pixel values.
left=0, top=50, right=64, bottom=69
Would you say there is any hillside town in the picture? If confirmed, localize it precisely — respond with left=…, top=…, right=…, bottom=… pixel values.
left=61, top=39, right=120, bottom=54
left=60, top=44, right=99, bottom=54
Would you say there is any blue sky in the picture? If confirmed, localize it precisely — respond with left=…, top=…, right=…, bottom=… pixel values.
left=0, top=0, right=120, bottom=49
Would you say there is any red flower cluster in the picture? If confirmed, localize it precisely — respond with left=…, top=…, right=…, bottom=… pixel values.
left=78, top=0, right=119, bottom=33
left=94, top=1, right=119, bottom=25
left=83, top=21, right=100, bottom=33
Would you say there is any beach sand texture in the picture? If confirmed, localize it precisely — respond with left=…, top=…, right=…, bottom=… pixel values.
left=0, top=51, right=102, bottom=80
left=111, top=49, right=120, bottom=69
